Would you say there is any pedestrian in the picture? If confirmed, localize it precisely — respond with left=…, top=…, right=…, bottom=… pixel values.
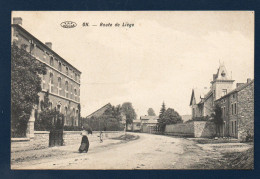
left=79, top=127, right=90, bottom=153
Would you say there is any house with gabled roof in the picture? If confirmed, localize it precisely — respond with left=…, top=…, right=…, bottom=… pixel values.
left=190, top=63, right=254, bottom=140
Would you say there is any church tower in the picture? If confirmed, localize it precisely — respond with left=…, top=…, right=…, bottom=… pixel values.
left=211, top=62, right=235, bottom=101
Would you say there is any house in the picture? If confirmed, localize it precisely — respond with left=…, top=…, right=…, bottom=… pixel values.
left=190, top=62, right=254, bottom=140
left=11, top=17, right=81, bottom=138
left=85, top=103, right=112, bottom=119
left=140, top=116, right=159, bottom=133
left=215, top=79, right=254, bottom=140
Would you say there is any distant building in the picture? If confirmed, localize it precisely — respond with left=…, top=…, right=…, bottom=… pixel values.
left=11, top=17, right=81, bottom=137
left=140, top=116, right=159, bottom=133
left=190, top=63, right=254, bottom=140
left=85, top=103, right=112, bottom=119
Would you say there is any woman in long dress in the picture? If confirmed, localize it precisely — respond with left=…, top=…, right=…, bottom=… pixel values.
left=79, top=129, right=89, bottom=153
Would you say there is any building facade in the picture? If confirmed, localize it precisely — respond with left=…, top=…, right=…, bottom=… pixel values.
left=11, top=17, right=81, bottom=137
left=190, top=63, right=254, bottom=140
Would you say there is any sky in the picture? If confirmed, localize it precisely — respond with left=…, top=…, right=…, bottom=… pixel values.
left=12, top=11, right=254, bottom=118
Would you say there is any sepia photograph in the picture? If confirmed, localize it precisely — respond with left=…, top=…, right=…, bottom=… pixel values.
left=10, top=11, right=254, bottom=170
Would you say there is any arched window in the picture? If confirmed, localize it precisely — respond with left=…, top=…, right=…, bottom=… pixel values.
left=49, top=73, right=54, bottom=92
left=64, top=107, right=68, bottom=125
left=65, top=81, right=69, bottom=98
left=58, top=77, right=62, bottom=95
left=58, top=77, right=61, bottom=88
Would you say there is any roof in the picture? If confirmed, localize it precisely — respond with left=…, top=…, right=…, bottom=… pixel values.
left=216, top=79, right=254, bottom=101
left=12, top=24, right=81, bottom=74
left=86, top=103, right=112, bottom=118
left=190, top=87, right=209, bottom=105
left=140, top=116, right=159, bottom=120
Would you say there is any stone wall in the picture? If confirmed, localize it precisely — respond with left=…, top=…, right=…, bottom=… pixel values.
left=165, top=121, right=216, bottom=138
left=11, top=131, right=50, bottom=152
left=237, top=81, right=254, bottom=141
left=165, top=122, right=194, bottom=137
left=11, top=131, right=124, bottom=152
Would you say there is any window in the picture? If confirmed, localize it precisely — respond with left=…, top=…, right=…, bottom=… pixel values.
left=71, top=84, right=73, bottom=99
left=234, top=103, right=237, bottom=114
left=223, top=107, right=226, bottom=117
left=66, top=67, right=69, bottom=75
left=57, top=104, right=61, bottom=112
left=64, top=107, right=68, bottom=125
left=75, top=73, right=77, bottom=81
left=50, top=57, right=54, bottom=66
left=49, top=102, right=52, bottom=109
left=65, top=81, right=69, bottom=98
left=58, top=62, right=62, bottom=71
left=74, top=89, right=77, bottom=101
left=222, top=89, right=227, bottom=96
left=49, top=73, right=54, bottom=92
left=231, top=104, right=234, bottom=115
left=42, top=74, right=46, bottom=90
left=233, top=94, right=235, bottom=98
left=231, top=121, right=234, bottom=134
left=234, top=121, right=237, bottom=134
left=58, top=77, right=62, bottom=95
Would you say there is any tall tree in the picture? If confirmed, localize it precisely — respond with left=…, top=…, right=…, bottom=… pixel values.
left=11, top=44, right=46, bottom=137
left=158, top=108, right=183, bottom=132
left=159, top=102, right=166, bottom=118
left=147, top=108, right=156, bottom=116
left=211, top=104, right=223, bottom=137
left=121, top=102, right=137, bottom=125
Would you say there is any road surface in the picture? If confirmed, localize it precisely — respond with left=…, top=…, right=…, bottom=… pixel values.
left=12, top=133, right=195, bottom=169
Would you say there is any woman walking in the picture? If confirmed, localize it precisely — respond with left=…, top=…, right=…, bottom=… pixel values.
left=79, top=128, right=90, bottom=153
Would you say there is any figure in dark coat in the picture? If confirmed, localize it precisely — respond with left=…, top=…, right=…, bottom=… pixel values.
left=79, top=130, right=89, bottom=153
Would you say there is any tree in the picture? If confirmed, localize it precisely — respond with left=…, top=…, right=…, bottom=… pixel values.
left=159, top=102, right=166, bottom=119
left=147, top=108, right=156, bottom=116
left=11, top=44, right=46, bottom=137
left=211, top=104, right=223, bottom=137
left=158, top=108, right=183, bottom=132
left=121, top=102, right=137, bottom=125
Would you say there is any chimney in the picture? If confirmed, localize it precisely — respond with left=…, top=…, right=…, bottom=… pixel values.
left=247, top=78, right=252, bottom=83
left=13, top=17, right=22, bottom=25
left=45, top=42, right=52, bottom=49
left=236, top=83, right=244, bottom=88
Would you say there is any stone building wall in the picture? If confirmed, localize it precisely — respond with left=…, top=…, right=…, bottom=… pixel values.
left=12, top=24, right=81, bottom=127
left=237, top=81, right=254, bottom=141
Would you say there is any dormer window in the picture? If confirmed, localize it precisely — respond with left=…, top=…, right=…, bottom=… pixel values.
left=221, top=71, right=226, bottom=77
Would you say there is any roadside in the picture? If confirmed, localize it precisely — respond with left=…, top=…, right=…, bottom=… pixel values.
left=11, top=134, right=139, bottom=166
left=173, top=137, right=253, bottom=169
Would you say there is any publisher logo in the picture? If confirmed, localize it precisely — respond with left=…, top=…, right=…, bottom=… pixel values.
left=60, top=21, right=77, bottom=28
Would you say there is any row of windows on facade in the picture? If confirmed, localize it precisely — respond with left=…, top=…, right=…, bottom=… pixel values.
left=42, top=72, right=80, bottom=101
left=20, top=43, right=80, bottom=83
left=223, top=120, right=237, bottom=135
left=221, top=103, right=237, bottom=117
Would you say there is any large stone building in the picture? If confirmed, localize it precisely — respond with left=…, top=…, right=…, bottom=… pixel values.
left=190, top=63, right=254, bottom=140
left=11, top=17, right=81, bottom=137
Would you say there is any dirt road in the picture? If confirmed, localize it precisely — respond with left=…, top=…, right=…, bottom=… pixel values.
left=12, top=133, right=252, bottom=170
left=12, top=133, right=188, bottom=169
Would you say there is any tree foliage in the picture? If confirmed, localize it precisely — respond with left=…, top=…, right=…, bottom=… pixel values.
left=35, top=91, right=64, bottom=131
left=147, top=108, right=156, bottom=116
left=158, top=108, right=183, bottom=132
left=121, top=102, right=137, bottom=124
left=211, top=104, right=223, bottom=137
left=82, top=104, right=124, bottom=131
left=11, top=44, right=47, bottom=137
